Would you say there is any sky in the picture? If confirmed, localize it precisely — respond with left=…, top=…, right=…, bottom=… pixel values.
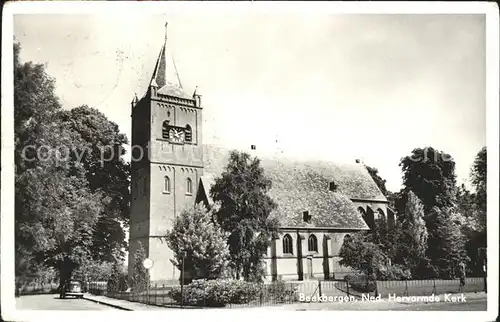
left=13, top=13, right=486, bottom=192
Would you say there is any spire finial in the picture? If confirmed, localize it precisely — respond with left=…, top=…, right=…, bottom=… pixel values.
left=164, top=21, right=168, bottom=41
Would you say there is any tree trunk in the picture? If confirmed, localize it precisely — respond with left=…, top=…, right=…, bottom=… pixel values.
left=58, top=257, right=74, bottom=290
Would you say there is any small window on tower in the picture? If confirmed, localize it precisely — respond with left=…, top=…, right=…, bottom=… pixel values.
left=186, top=178, right=193, bottom=195
left=162, top=121, right=170, bottom=139
left=164, top=176, right=171, bottom=193
left=185, top=125, right=192, bottom=143
left=303, top=211, right=311, bottom=223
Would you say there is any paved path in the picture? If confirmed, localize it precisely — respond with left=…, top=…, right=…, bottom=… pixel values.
left=16, top=294, right=120, bottom=311
left=268, top=292, right=487, bottom=311
left=16, top=292, right=486, bottom=311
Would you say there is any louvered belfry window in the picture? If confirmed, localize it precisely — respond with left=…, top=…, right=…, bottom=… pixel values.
left=185, top=124, right=192, bottom=143
left=162, top=120, right=170, bottom=139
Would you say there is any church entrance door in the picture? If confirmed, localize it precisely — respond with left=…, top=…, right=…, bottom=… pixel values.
left=307, top=257, right=313, bottom=279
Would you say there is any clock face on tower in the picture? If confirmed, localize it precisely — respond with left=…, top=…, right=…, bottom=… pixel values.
left=168, top=127, right=185, bottom=144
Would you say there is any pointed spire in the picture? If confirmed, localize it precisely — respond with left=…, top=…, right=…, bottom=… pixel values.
left=192, top=85, right=198, bottom=98
left=148, top=22, right=191, bottom=99
left=164, top=21, right=168, bottom=42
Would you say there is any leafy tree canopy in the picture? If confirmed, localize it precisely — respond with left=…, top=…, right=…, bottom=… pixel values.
left=14, top=42, right=130, bottom=285
left=365, top=165, right=389, bottom=197
left=399, top=147, right=457, bottom=214
left=210, top=151, right=278, bottom=281
left=471, top=146, right=486, bottom=212
left=165, top=204, right=229, bottom=283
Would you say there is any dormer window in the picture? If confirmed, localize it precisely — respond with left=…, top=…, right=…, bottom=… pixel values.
left=329, top=181, right=337, bottom=192
left=303, top=211, right=311, bottom=223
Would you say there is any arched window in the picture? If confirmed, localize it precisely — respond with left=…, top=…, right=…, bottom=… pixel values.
left=185, top=124, right=192, bottom=143
left=358, top=206, right=374, bottom=229
left=162, top=121, right=170, bottom=139
left=283, top=234, right=293, bottom=255
left=377, top=208, right=386, bottom=222
left=343, top=234, right=352, bottom=245
left=308, top=234, right=318, bottom=252
left=186, top=178, right=193, bottom=195
left=164, top=176, right=171, bottom=193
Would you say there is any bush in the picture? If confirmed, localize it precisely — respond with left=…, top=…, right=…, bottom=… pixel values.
left=169, top=279, right=260, bottom=307
left=378, top=264, right=412, bottom=281
left=345, top=273, right=377, bottom=293
left=265, top=280, right=298, bottom=302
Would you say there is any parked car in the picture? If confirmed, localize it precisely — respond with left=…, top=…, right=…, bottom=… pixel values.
left=59, top=280, right=84, bottom=299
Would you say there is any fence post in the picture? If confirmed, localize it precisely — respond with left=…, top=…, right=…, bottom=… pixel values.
left=260, top=284, right=264, bottom=306
left=162, top=284, right=165, bottom=306
left=346, top=280, right=349, bottom=296
left=147, top=281, right=150, bottom=305
left=432, top=279, right=436, bottom=294
left=404, top=280, right=408, bottom=296
left=318, top=280, right=322, bottom=298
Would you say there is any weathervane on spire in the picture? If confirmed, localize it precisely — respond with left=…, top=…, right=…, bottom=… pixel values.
left=164, top=21, right=168, bottom=41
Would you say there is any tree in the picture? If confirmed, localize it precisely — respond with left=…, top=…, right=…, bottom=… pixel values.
left=397, top=191, right=429, bottom=277
left=14, top=42, right=127, bottom=288
left=365, top=165, right=389, bottom=197
left=471, top=147, right=486, bottom=210
left=456, top=186, right=485, bottom=276
left=339, top=233, right=390, bottom=280
left=164, top=204, right=229, bottom=284
left=14, top=42, right=60, bottom=134
left=470, top=147, right=487, bottom=232
left=131, top=242, right=149, bottom=291
left=425, top=207, right=468, bottom=278
left=73, top=260, right=113, bottom=285
left=210, top=151, right=278, bottom=282
left=107, top=261, right=127, bottom=292
left=399, top=147, right=457, bottom=214
left=15, top=118, right=104, bottom=288
left=57, top=106, right=130, bottom=263
left=385, top=217, right=404, bottom=262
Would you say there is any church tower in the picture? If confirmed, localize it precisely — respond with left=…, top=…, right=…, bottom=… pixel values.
left=129, top=22, right=204, bottom=282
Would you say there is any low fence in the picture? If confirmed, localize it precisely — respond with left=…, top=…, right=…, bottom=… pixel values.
left=88, top=281, right=300, bottom=308
left=16, top=282, right=59, bottom=296
left=376, top=277, right=486, bottom=297
left=88, top=277, right=486, bottom=308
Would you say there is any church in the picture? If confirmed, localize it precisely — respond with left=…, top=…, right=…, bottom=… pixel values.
left=128, top=24, right=395, bottom=283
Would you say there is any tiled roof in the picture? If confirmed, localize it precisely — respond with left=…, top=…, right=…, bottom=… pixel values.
left=202, top=145, right=378, bottom=230
left=199, top=174, right=216, bottom=205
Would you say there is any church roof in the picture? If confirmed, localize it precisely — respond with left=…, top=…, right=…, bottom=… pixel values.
left=149, top=24, right=192, bottom=100
left=202, top=145, right=381, bottom=230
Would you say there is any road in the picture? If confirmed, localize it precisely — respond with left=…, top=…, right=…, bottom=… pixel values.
left=16, top=294, right=120, bottom=310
